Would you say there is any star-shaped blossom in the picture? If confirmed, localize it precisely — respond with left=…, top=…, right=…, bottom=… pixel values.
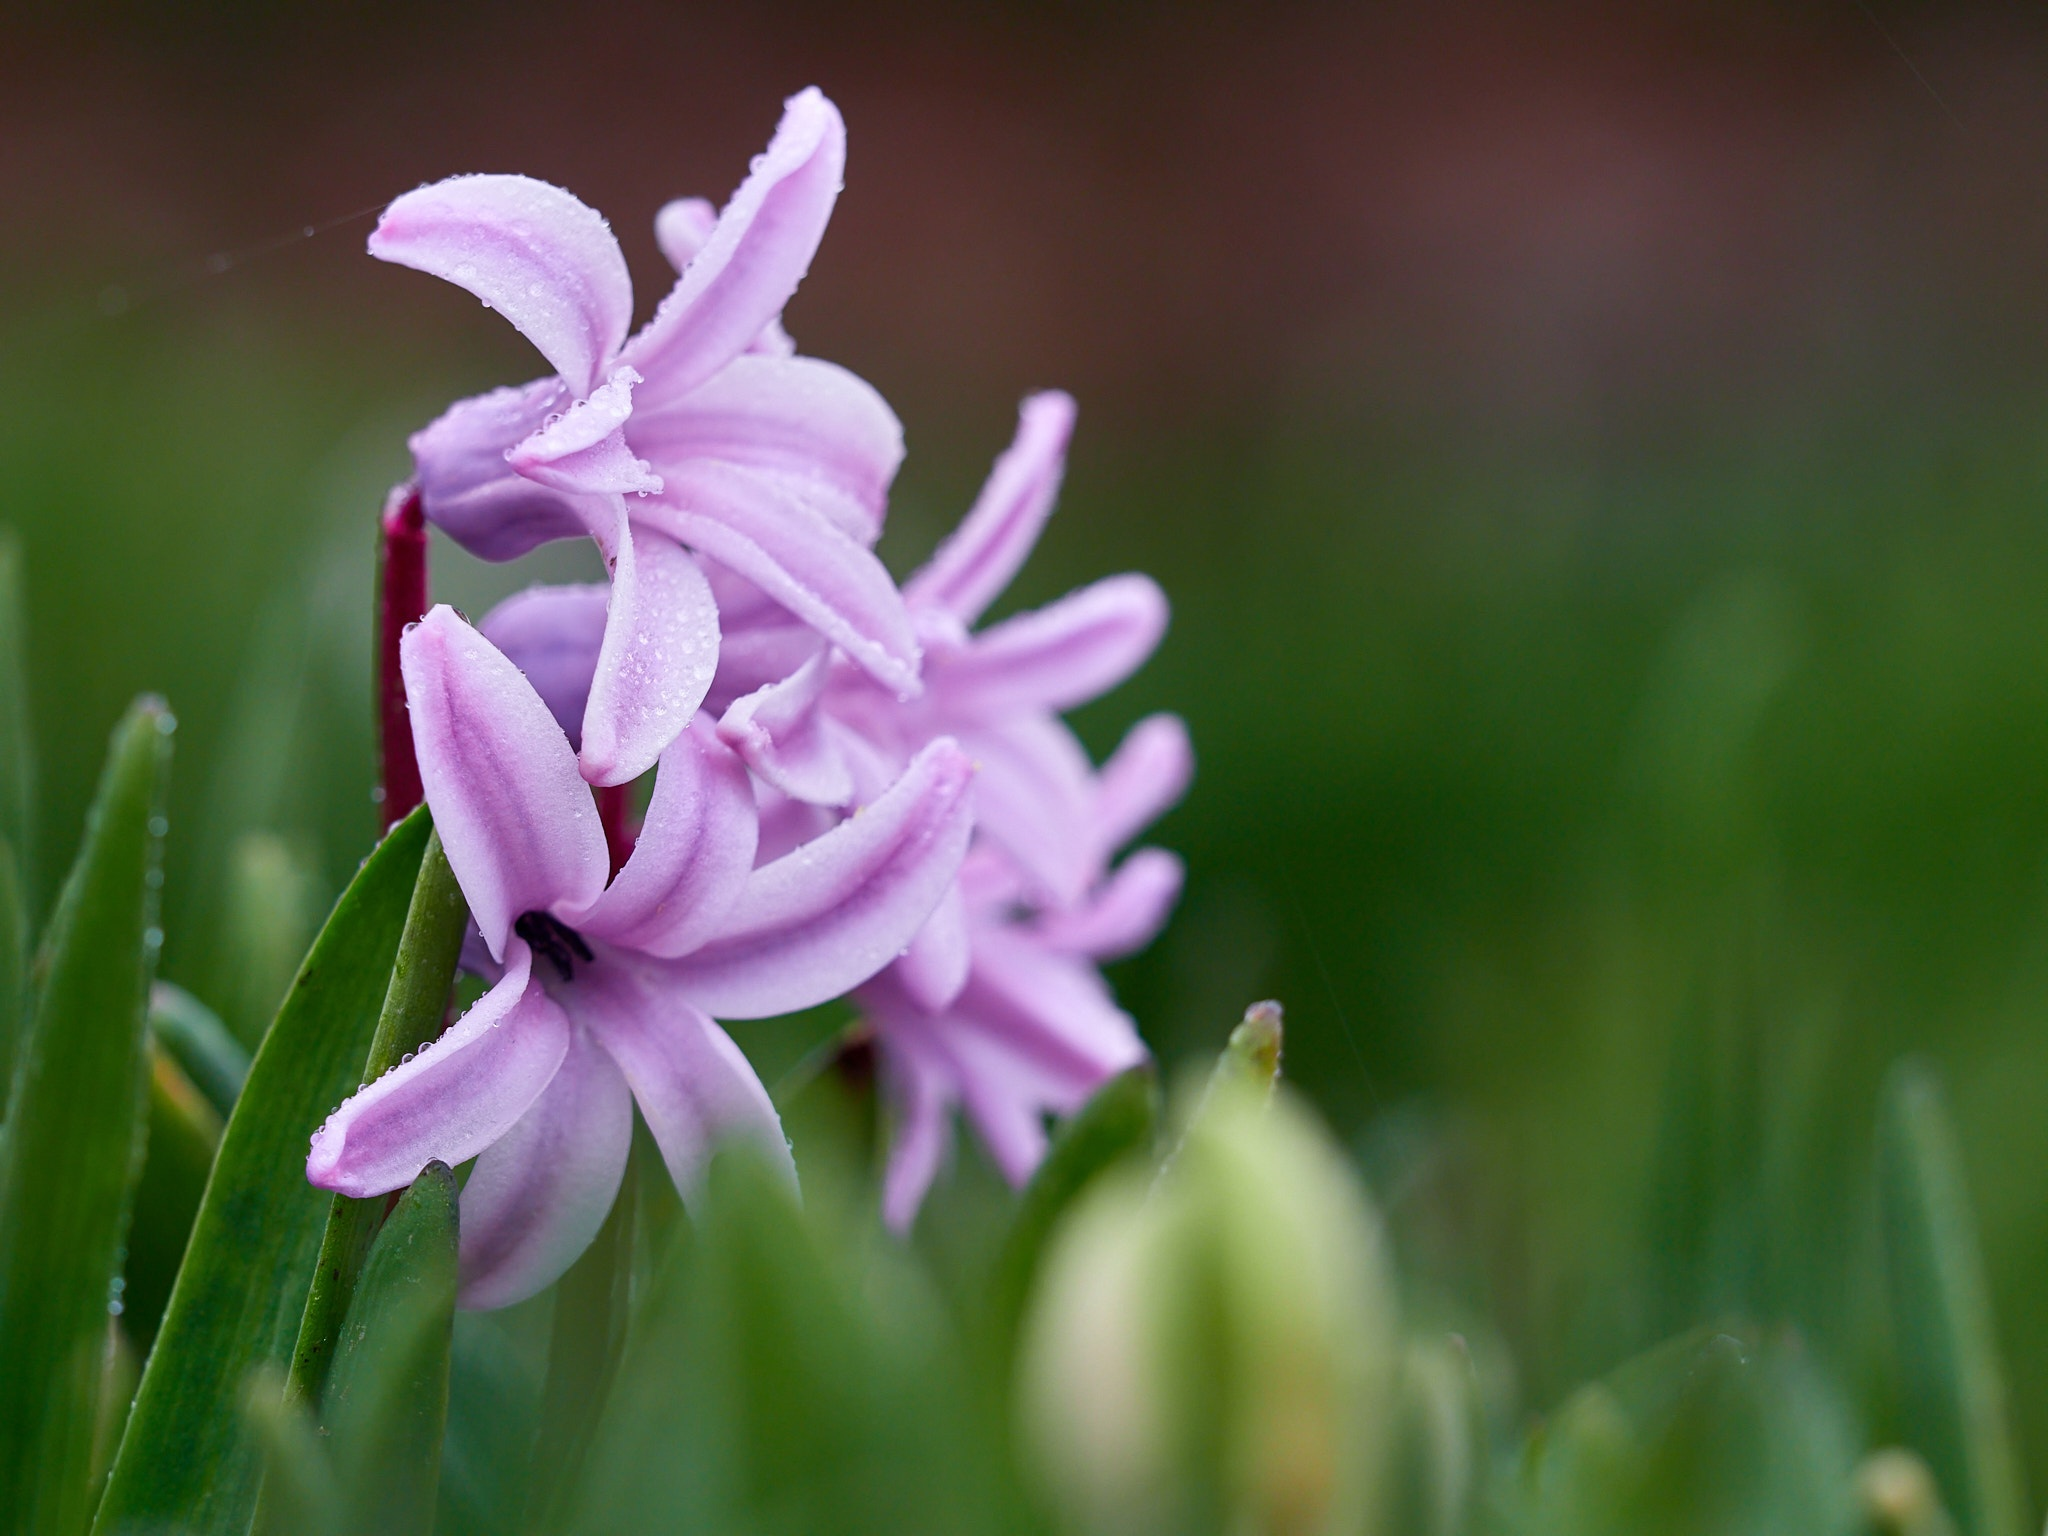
left=702, top=392, right=1191, bottom=1224
left=306, top=605, right=973, bottom=1308
left=370, top=87, right=916, bottom=787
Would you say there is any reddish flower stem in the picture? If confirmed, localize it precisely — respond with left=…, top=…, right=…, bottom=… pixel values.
left=377, top=485, right=428, bottom=829
left=596, top=782, right=636, bottom=877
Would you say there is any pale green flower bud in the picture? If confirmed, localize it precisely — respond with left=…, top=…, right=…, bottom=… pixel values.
left=1018, top=1071, right=1400, bottom=1536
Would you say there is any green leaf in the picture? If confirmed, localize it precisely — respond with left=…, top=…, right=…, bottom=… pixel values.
left=92, top=806, right=431, bottom=1536
left=525, top=1153, right=638, bottom=1534
left=0, top=528, right=36, bottom=909
left=318, top=1161, right=458, bottom=1536
left=241, top=1367, right=342, bottom=1536
left=122, top=1043, right=224, bottom=1356
left=0, top=837, right=25, bottom=1108
left=1876, top=1058, right=2027, bottom=1536
left=284, top=827, right=468, bottom=1408
left=987, top=1064, right=1158, bottom=1352
left=0, top=697, right=172, bottom=1536
left=148, top=981, right=250, bottom=1121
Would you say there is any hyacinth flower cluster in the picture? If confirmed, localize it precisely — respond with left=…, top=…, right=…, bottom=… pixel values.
left=306, top=87, right=1190, bottom=1307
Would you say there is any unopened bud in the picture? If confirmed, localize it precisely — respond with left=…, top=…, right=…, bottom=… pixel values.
left=1018, top=1072, right=1399, bottom=1536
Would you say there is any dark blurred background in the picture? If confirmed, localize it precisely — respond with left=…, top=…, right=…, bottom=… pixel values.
left=11, top=0, right=2048, bottom=1483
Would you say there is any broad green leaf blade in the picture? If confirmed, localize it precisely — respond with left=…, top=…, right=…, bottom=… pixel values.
left=148, top=980, right=250, bottom=1121
left=0, top=697, right=172, bottom=1536
left=93, top=807, right=431, bottom=1536
left=987, top=1064, right=1158, bottom=1352
left=318, top=1161, right=457, bottom=1536
left=525, top=1153, right=639, bottom=1534
left=1876, top=1058, right=2026, bottom=1536
left=123, top=1044, right=224, bottom=1355
left=285, top=828, right=467, bottom=1407
left=0, top=528, right=35, bottom=909
left=241, top=1366, right=342, bottom=1536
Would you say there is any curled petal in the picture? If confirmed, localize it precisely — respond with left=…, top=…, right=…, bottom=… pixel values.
left=653, top=197, right=718, bottom=273
left=579, top=719, right=757, bottom=957
left=578, top=511, right=720, bottom=786
left=959, top=716, right=1097, bottom=907
left=870, top=1008, right=956, bottom=1232
left=717, top=651, right=853, bottom=806
left=307, top=940, right=571, bottom=1197
left=569, top=958, right=795, bottom=1205
left=507, top=367, right=662, bottom=498
left=934, top=574, right=1167, bottom=720
left=481, top=583, right=608, bottom=751
left=904, top=391, right=1075, bottom=625
left=644, top=461, right=920, bottom=696
left=457, top=1023, right=633, bottom=1310
left=370, top=174, right=632, bottom=396
left=969, top=928, right=1150, bottom=1091
left=667, top=739, right=975, bottom=1018
left=410, top=379, right=585, bottom=561
left=894, top=878, right=970, bottom=1012
left=1094, top=712, right=1193, bottom=854
left=631, top=355, right=902, bottom=544
left=1035, top=848, right=1184, bottom=962
left=623, top=88, right=844, bottom=403
left=403, top=605, right=609, bottom=958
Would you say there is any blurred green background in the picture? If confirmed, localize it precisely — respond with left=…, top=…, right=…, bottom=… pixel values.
left=10, top=0, right=2048, bottom=1499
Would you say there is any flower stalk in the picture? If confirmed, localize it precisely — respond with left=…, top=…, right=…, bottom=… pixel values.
left=376, top=486, right=428, bottom=829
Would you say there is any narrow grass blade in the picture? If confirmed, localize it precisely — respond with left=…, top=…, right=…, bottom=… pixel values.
left=0, top=837, right=25, bottom=1107
left=123, top=1043, right=224, bottom=1355
left=0, top=697, right=172, bottom=1536
left=1876, top=1058, right=2027, bottom=1536
left=216, top=830, right=321, bottom=1052
left=93, top=807, right=431, bottom=1536
left=147, top=981, right=249, bottom=1120
left=242, top=1366, right=342, bottom=1536
left=319, top=1161, right=458, bottom=1536
left=0, top=528, right=35, bottom=909
left=987, top=1064, right=1158, bottom=1352
left=284, top=827, right=467, bottom=1407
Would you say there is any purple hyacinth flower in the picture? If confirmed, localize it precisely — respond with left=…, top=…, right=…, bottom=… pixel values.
left=306, top=605, right=973, bottom=1309
left=368, top=87, right=917, bottom=787
left=709, top=392, right=1193, bottom=1226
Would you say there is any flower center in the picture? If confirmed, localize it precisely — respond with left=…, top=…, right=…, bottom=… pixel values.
left=515, top=911, right=594, bottom=982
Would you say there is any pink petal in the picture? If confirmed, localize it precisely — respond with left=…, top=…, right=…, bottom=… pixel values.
left=409, top=379, right=586, bottom=561
left=1094, top=712, right=1193, bottom=854
left=869, top=1007, right=956, bottom=1233
left=577, top=511, right=720, bottom=786
left=933, top=575, right=1167, bottom=720
left=578, top=719, right=757, bottom=958
left=621, top=88, right=845, bottom=404
left=642, top=460, right=920, bottom=697
left=894, top=879, right=970, bottom=1012
left=665, top=739, right=975, bottom=1019
left=903, top=392, right=1075, bottom=625
left=958, top=716, right=1097, bottom=907
left=506, top=367, right=662, bottom=499
left=716, top=651, right=854, bottom=806
left=568, top=956, right=795, bottom=1205
left=306, top=940, right=572, bottom=1198
left=370, top=174, right=632, bottom=396
left=967, top=927, right=1149, bottom=1090
left=629, top=355, right=902, bottom=544
left=654, top=198, right=795, bottom=358
left=480, top=584, right=609, bottom=751
left=456, top=1022, right=633, bottom=1310
left=1035, top=848, right=1184, bottom=962
left=402, top=606, right=609, bottom=959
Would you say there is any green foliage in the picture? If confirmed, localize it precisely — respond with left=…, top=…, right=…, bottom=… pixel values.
left=123, top=1041, right=224, bottom=1354
left=285, top=827, right=468, bottom=1408
left=1876, top=1061, right=2026, bottom=1536
left=93, top=807, right=430, bottom=1536
left=215, top=829, right=322, bottom=1052
left=147, top=980, right=249, bottom=1120
left=0, top=697, right=171, bottom=1536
